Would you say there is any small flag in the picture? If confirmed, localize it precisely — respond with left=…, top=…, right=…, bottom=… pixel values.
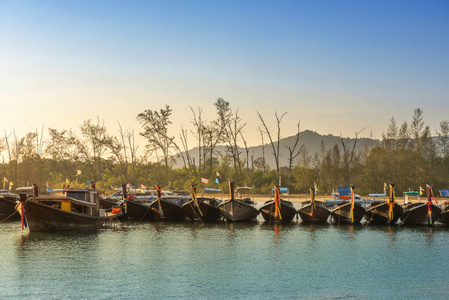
left=201, top=177, right=209, bottom=184
left=46, top=182, right=51, bottom=192
left=76, top=170, right=82, bottom=176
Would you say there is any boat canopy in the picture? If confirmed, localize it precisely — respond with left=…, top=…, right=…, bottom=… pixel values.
left=15, top=186, right=34, bottom=192
left=236, top=186, right=253, bottom=191
left=403, top=191, right=420, bottom=196
left=368, top=193, right=386, bottom=197
left=173, top=190, right=189, bottom=195
left=204, top=188, right=221, bottom=193
left=271, top=187, right=288, bottom=194
left=440, top=189, right=449, bottom=197
left=337, top=186, right=351, bottom=196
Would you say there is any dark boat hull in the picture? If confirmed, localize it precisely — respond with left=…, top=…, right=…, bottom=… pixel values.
left=259, top=200, right=297, bottom=223
left=331, top=202, right=366, bottom=224
left=400, top=203, right=441, bottom=226
left=99, top=198, right=119, bottom=210
left=182, top=198, right=222, bottom=222
left=298, top=202, right=330, bottom=223
left=365, top=202, right=403, bottom=225
left=0, top=195, right=20, bottom=220
left=218, top=200, right=259, bottom=222
left=439, top=208, right=449, bottom=226
left=150, top=199, right=185, bottom=221
left=127, top=201, right=155, bottom=221
left=21, top=201, right=119, bottom=231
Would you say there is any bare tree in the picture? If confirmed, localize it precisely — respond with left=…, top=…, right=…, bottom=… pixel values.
left=180, top=126, right=193, bottom=171
left=285, top=122, right=304, bottom=179
left=225, top=110, right=246, bottom=172
left=339, top=128, right=364, bottom=185
left=257, top=111, right=287, bottom=179
left=259, top=127, right=266, bottom=175
left=190, top=106, right=205, bottom=174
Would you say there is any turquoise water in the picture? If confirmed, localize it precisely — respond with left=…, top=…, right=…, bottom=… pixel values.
left=1, top=219, right=449, bottom=299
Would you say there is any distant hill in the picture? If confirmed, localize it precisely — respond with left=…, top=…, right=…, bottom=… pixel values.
left=171, top=130, right=379, bottom=168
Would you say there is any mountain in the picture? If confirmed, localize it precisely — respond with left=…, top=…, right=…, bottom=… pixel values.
left=171, top=130, right=379, bottom=169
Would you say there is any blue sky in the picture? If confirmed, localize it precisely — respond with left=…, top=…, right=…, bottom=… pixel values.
left=1, top=1, right=448, bottom=149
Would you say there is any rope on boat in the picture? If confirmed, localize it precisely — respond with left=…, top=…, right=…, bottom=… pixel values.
left=188, top=202, right=204, bottom=225
left=0, top=210, right=19, bottom=224
left=138, top=204, right=153, bottom=222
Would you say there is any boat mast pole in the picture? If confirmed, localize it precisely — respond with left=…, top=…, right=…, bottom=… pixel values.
left=350, top=186, right=355, bottom=224
left=310, top=187, right=315, bottom=222
left=229, top=180, right=235, bottom=218
left=426, top=184, right=432, bottom=225
left=274, top=185, right=281, bottom=222
left=388, top=184, right=396, bottom=221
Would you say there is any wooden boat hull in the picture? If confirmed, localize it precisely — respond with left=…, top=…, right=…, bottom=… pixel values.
left=438, top=208, right=449, bottom=226
left=331, top=202, right=366, bottom=224
left=149, top=199, right=185, bottom=221
left=0, top=195, right=20, bottom=220
left=127, top=201, right=155, bottom=221
left=259, top=200, right=297, bottom=223
left=400, top=203, right=442, bottom=225
left=298, top=202, right=330, bottom=223
left=182, top=198, right=222, bottom=222
left=99, top=198, right=119, bottom=210
left=21, top=201, right=119, bottom=231
left=218, top=200, right=259, bottom=222
left=365, top=202, right=403, bottom=225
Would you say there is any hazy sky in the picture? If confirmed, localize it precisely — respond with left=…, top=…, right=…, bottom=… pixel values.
left=1, top=1, right=448, bottom=149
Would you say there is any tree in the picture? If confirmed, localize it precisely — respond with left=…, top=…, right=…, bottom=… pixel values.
left=75, top=118, right=112, bottom=181
left=258, top=111, right=287, bottom=181
left=285, top=122, right=304, bottom=180
left=137, top=105, right=174, bottom=176
left=339, top=128, right=364, bottom=185
left=410, top=108, right=425, bottom=152
left=225, top=109, right=246, bottom=172
left=437, top=120, right=449, bottom=158
left=382, top=117, right=398, bottom=150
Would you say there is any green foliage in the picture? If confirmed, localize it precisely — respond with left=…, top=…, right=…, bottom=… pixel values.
left=2, top=106, right=449, bottom=197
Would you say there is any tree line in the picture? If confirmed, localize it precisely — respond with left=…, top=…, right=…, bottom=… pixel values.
left=1, top=102, right=448, bottom=197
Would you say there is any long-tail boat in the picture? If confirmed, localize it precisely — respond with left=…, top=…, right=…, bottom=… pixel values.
left=400, top=184, right=442, bottom=226
left=120, top=183, right=155, bottom=221
left=438, top=189, right=449, bottom=225
left=0, top=189, right=20, bottom=221
left=365, top=184, right=403, bottom=225
left=182, top=184, right=222, bottom=222
left=149, top=185, right=186, bottom=221
left=218, top=180, right=259, bottom=222
left=259, top=186, right=297, bottom=223
left=298, top=187, right=330, bottom=223
left=331, top=186, right=366, bottom=224
left=16, top=184, right=123, bottom=231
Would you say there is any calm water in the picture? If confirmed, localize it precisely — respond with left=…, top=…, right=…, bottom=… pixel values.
left=1, top=216, right=449, bottom=299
